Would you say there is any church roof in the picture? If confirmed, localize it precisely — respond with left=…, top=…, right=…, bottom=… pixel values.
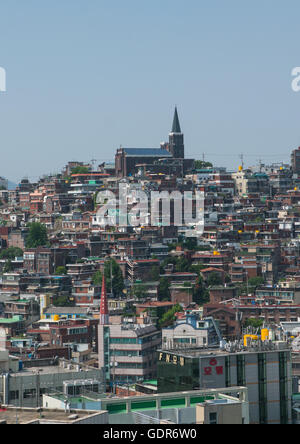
left=122, top=148, right=172, bottom=157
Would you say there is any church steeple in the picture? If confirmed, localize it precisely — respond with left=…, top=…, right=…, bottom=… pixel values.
left=169, top=107, right=184, bottom=159
left=171, top=106, right=182, bottom=134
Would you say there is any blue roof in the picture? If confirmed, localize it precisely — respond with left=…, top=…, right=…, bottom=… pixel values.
left=123, top=148, right=172, bottom=157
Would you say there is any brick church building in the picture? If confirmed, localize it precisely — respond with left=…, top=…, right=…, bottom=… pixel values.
left=115, top=108, right=194, bottom=178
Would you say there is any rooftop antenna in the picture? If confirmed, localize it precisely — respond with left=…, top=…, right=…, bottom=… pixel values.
left=240, top=154, right=244, bottom=169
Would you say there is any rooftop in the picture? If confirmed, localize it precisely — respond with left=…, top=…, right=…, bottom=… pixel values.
left=158, top=342, right=290, bottom=359
left=0, top=407, right=107, bottom=424
left=121, top=148, right=173, bottom=158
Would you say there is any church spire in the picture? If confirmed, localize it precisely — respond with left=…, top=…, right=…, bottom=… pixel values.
left=171, top=106, right=182, bottom=134
left=99, top=274, right=109, bottom=325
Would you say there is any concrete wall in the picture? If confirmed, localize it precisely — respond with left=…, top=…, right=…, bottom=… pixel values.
left=109, top=407, right=196, bottom=425
left=196, top=401, right=243, bottom=424
left=1, top=367, right=104, bottom=408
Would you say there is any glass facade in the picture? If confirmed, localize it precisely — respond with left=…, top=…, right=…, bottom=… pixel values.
left=258, top=353, right=267, bottom=424
left=236, top=355, right=245, bottom=386
left=157, top=352, right=199, bottom=393
left=279, top=351, right=289, bottom=425
left=157, top=349, right=291, bottom=424
left=225, top=356, right=231, bottom=387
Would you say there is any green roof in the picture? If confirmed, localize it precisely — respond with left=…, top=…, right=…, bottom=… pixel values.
left=143, top=380, right=157, bottom=386
left=0, top=315, right=23, bottom=323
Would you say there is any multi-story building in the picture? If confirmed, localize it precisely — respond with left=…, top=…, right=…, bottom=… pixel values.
left=0, top=357, right=105, bottom=408
left=232, top=169, right=270, bottom=197
left=157, top=343, right=292, bottom=424
left=161, top=314, right=222, bottom=350
left=100, top=322, right=162, bottom=385
left=98, top=276, right=161, bottom=385
left=23, top=247, right=68, bottom=275
left=291, top=147, right=300, bottom=175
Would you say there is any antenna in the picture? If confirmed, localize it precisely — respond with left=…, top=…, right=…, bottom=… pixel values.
left=91, top=159, right=97, bottom=171
left=239, top=154, right=244, bottom=169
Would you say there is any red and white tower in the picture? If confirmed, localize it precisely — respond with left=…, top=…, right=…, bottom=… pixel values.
left=99, top=274, right=109, bottom=325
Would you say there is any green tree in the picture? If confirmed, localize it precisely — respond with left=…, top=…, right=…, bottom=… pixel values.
left=248, top=277, right=264, bottom=288
left=0, top=247, right=23, bottom=260
left=92, top=270, right=102, bottom=286
left=207, top=272, right=223, bottom=287
left=133, top=284, right=147, bottom=300
left=92, top=260, right=124, bottom=296
left=71, top=166, right=89, bottom=175
left=105, top=259, right=124, bottom=296
left=150, top=265, right=160, bottom=281
left=194, top=160, right=213, bottom=169
left=190, top=264, right=206, bottom=275
left=158, top=304, right=183, bottom=328
left=243, top=318, right=264, bottom=329
left=175, top=257, right=190, bottom=273
left=3, top=259, right=13, bottom=273
left=55, top=266, right=67, bottom=275
left=158, top=277, right=171, bottom=301
left=26, top=222, right=49, bottom=248
left=53, top=294, right=74, bottom=307
left=192, top=275, right=210, bottom=305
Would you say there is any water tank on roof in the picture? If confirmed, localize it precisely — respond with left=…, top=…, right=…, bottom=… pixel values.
left=261, top=329, right=269, bottom=342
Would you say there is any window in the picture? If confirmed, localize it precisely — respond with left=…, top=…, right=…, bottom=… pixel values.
left=110, top=338, right=137, bottom=344
left=209, top=412, right=217, bottom=425
left=23, top=389, right=36, bottom=399
left=9, top=391, right=19, bottom=401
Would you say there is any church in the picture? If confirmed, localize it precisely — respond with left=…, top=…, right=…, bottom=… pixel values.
left=115, top=108, right=194, bottom=178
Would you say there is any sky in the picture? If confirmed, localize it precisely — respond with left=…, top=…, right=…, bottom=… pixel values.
left=1, top=0, right=300, bottom=182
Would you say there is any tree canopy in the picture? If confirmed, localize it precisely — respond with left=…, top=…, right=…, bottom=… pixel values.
left=158, top=304, right=183, bottom=328
left=92, top=259, right=124, bottom=297
left=55, top=266, right=67, bottom=275
left=194, top=160, right=213, bottom=169
left=158, top=277, right=171, bottom=301
left=26, top=222, right=49, bottom=248
left=0, top=247, right=23, bottom=260
left=71, top=166, right=90, bottom=175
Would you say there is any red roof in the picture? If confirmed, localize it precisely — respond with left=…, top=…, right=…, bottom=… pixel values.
left=136, top=301, right=175, bottom=308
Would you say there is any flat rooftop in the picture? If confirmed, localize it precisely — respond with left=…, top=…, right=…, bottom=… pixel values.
left=0, top=407, right=106, bottom=424
left=158, top=344, right=290, bottom=359
left=9, top=361, right=101, bottom=377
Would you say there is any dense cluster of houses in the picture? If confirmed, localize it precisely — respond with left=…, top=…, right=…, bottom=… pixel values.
left=1, top=109, right=300, bottom=385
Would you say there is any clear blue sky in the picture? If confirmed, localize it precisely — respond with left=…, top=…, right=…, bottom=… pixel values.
left=1, top=0, right=300, bottom=182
